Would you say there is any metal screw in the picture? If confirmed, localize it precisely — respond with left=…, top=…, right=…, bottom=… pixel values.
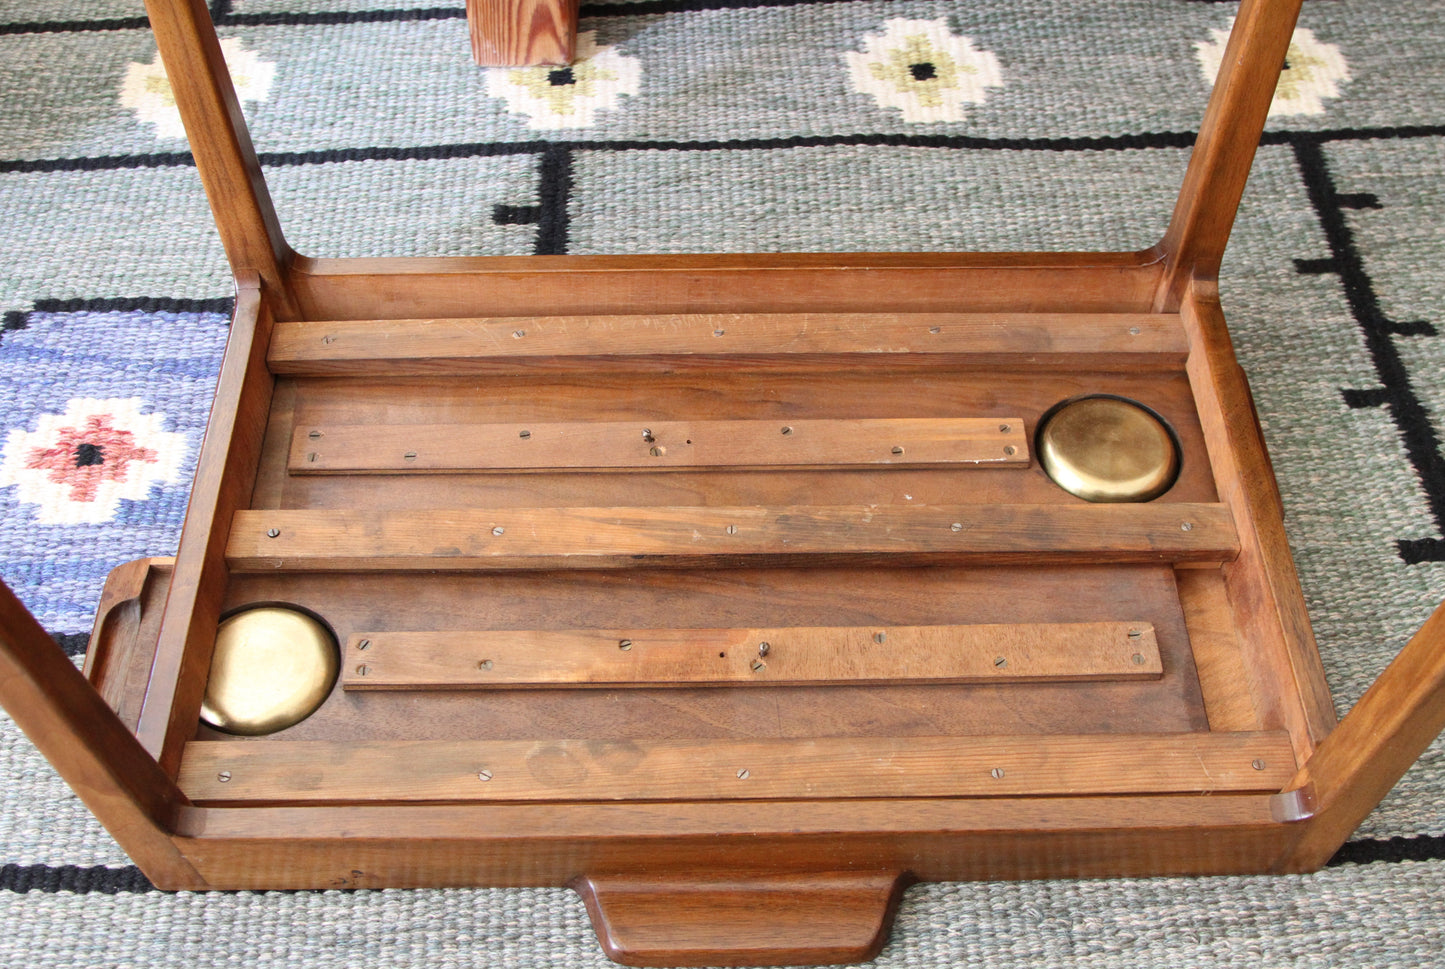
left=873, top=631, right=887, bottom=645
left=642, top=428, right=654, bottom=442
left=519, top=430, right=531, bottom=439
left=994, top=656, right=1007, bottom=668
left=650, top=446, right=665, bottom=457
left=757, top=641, right=770, bottom=657
left=713, top=329, right=725, bottom=337
left=990, top=768, right=1005, bottom=780
left=618, top=639, right=633, bottom=651
left=404, top=451, right=417, bottom=461
left=308, top=430, right=322, bottom=439
left=307, top=452, right=319, bottom=462
left=891, top=446, right=904, bottom=455
left=1132, top=653, right=1146, bottom=665
left=1181, top=521, right=1194, bottom=532
left=1129, top=326, right=1142, bottom=335
left=512, top=329, right=525, bottom=339
left=217, top=771, right=232, bottom=783
left=999, top=424, right=1011, bottom=433
left=478, top=769, right=493, bottom=782
left=357, top=639, right=371, bottom=651
left=1251, top=759, right=1266, bottom=771
left=726, top=524, right=739, bottom=535
left=781, top=426, right=793, bottom=435
left=322, top=335, right=335, bottom=344
left=1004, top=445, right=1017, bottom=456
left=266, top=528, right=280, bottom=538
left=750, top=659, right=766, bottom=672
left=355, top=664, right=370, bottom=676
left=478, top=659, right=494, bottom=670
left=492, top=526, right=505, bottom=536
left=951, top=522, right=963, bottom=532
left=736, top=768, right=750, bottom=779
left=929, top=326, right=941, bottom=334
left=1128, top=629, right=1142, bottom=639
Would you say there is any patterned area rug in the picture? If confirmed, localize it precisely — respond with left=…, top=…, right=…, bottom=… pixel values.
left=2, top=0, right=1443, bottom=965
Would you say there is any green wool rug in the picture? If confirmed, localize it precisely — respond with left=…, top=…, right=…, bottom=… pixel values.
left=1, top=0, right=1443, bottom=965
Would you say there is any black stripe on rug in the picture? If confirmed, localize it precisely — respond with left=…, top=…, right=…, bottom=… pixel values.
left=1328, top=834, right=1445, bottom=867
left=0, top=865, right=153, bottom=894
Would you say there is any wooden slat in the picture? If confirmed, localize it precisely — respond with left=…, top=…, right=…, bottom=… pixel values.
left=268, top=312, right=1187, bottom=375
left=467, top=0, right=577, bottom=66
left=226, top=503, right=1239, bottom=572
left=340, top=621, right=1162, bottom=691
left=289, top=418, right=1029, bottom=474
left=177, top=731, right=1296, bottom=802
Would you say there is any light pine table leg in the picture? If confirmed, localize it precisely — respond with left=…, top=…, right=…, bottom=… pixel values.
left=467, top=0, right=580, bottom=66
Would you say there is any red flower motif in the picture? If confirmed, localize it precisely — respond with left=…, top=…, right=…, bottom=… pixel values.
left=24, top=414, right=159, bottom=503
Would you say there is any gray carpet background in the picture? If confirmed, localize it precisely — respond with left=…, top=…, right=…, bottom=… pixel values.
left=1, top=0, right=1443, bottom=964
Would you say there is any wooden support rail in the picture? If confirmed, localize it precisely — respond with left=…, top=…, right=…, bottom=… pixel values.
left=177, top=732, right=1296, bottom=803
left=226, top=503, right=1239, bottom=572
left=339, top=621, right=1163, bottom=690
left=289, top=418, right=1029, bottom=474
left=267, top=312, right=1188, bottom=375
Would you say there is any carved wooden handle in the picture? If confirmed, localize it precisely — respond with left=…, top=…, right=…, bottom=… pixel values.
left=574, top=870, right=910, bottom=967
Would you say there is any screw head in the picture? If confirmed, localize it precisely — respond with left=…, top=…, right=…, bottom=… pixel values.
left=1003, top=445, right=1017, bottom=456
left=1128, top=629, right=1142, bottom=639
left=736, top=768, right=750, bottom=779
left=990, top=767, right=1006, bottom=780
left=478, top=659, right=494, bottom=670
left=1251, top=758, right=1266, bottom=771
left=649, top=445, right=665, bottom=457
left=512, top=329, right=525, bottom=339
left=873, top=631, right=887, bottom=645
left=713, top=329, right=725, bottom=337
left=357, top=639, right=371, bottom=650
left=355, top=664, right=370, bottom=676
left=618, top=639, right=633, bottom=651
left=929, top=326, right=942, bottom=334
left=757, top=641, right=770, bottom=656
left=307, top=452, right=319, bottom=462
left=891, top=446, right=904, bottom=455
left=266, top=528, right=280, bottom=538
left=308, top=430, right=322, bottom=439
left=492, top=526, right=505, bottom=536
left=999, top=423, right=1011, bottom=433
left=750, top=659, right=766, bottom=672
left=951, top=522, right=963, bottom=532
left=781, top=426, right=793, bottom=435
left=994, top=656, right=1007, bottom=668
left=519, top=430, right=531, bottom=439
left=1181, top=521, right=1194, bottom=532
left=478, top=769, right=493, bottom=781
left=726, top=524, right=739, bottom=535
left=403, top=451, right=417, bottom=461
left=1129, top=326, right=1142, bottom=335
left=217, top=771, right=232, bottom=783
left=1132, top=653, right=1146, bottom=665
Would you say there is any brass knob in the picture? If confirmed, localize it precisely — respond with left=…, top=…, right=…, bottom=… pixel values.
left=200, top=606, right=338, bottom=735
left=1037, top=396, right=1179, bottom=502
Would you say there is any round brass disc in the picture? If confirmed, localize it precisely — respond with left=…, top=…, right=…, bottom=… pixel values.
left=200, top=607, right=338, bottom=736
left=1038, top=396, right=1180, bottom=502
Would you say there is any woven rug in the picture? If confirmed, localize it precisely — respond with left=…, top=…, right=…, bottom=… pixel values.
left=2, top=0, right=1443, bottom=964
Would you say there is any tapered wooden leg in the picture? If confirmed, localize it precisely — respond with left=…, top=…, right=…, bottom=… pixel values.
left=1279, top=597, right=1445, bottom=870
left=0, top=579, right=204, bottom=889
left=467, top=0, right=580, bottom=67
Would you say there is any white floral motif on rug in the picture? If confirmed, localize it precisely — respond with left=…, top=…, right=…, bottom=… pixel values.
left=843, top=18, right=1003, bottom=124
left=119, top=37, right=276, bottom=140
left=0, top=398, right=187, bottom=525
left=1196, top=20, right=1350, bottom=116
left=484, top=31, right=642, bottom=130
